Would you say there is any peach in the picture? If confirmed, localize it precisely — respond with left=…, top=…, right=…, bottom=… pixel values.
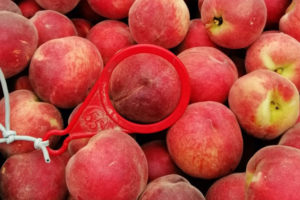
left=246, top=145, right=300, bottom=200
left=141, top=140, right=180, bottom=182
left=138, top=174, right=205, bottom=200
left=279, top=0, right=300, bottom=42
left=18, top=0, right=42, bottom=18
left=198, top=0, right=204, bottom=11
left=0, top=90, right=63, bottom=157
left=109, top=53, right=181, bottom=124
left=75, top=0, right=102, bottom=23
left=35, top=0, right=80, bottom=14
left=176, top=18, right=216, bottom=53
left=228, top=69, right=299, bottom=139
left=167, top=101, right=243, bottom=179
left=0, top=0, right=22, bottom=15
left=245, top=32, right=300, bottom=91
left=201, top=0, right=267, bottom=49
left=0, top=11, right=38, bottom=78
left=66, top=130, right=148, bottom=200
left=13, top=75, right=33, bottom=91
left=30, top=10, right=78, bottom=46
left=0, top=150, right=70, bottom=200
left=206, top=172, right=246, bottom=200
left=71, top=18, right=91, bottom=38
left=279, top=123, right=300, bottom=149
left=178, top=46, right=238, bottom=103
left=87, top=20, right=135, bottom=65
left=128, top=0, right=190, bottom=49
left=264, top=0, right=290, bottom=28
left=87, top=0, right=135, bottom=19
left=29, top=36, right=103, bottom=108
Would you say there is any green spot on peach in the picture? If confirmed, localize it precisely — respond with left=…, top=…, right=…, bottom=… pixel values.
left=256, top=90, right=299, bottom=127
left=286, top=0, right=296, bottom=13
left=1, top=167, right=5, bottom=175
left=246, top=171, right=262, bottom=187
left=50, top=118, right=59, bottom=127
left=260, top=51, right=295, bottom=79
left=245, top=171, right=253, bottom=187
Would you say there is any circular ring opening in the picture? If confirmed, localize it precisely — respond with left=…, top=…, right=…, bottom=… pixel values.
left=99, top=44, right=190, bottom=134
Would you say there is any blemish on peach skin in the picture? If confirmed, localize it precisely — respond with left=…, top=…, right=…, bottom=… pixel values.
left=1, top=167, right=5, bottom=174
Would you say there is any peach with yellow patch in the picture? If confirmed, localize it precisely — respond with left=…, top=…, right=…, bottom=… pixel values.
left=228, top=69, right=299, bottom=139
left=245, top=32, right=300, bottom=91
left=246, top=145, right=300, bottom=200
left=201, top=0, right=267, bottom=49
left=279, top=0, right=300, bottom=42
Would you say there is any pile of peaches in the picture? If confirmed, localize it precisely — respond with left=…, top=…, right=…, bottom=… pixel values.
left=0, top=0, right=300, bottom=199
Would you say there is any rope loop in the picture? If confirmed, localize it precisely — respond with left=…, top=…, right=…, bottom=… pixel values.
left=0, top=67, right=51, bottom=163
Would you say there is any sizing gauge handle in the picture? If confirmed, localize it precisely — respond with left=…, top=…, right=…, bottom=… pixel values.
left=43, top=44, right=191, bottom=156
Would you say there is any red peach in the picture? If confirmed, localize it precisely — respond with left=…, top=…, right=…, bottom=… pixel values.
left=176, top=18, right=216, bottom=53
left=87, top=20, right=135, bottom=65
left=178, top=46, right=238, bottom=103
left=29, top=36, right=103, bottom=108
left=201, top=0, right=267, bottom=49
left=0, top=11, right=38, bottom=78
left=141, top=140, right=180, bottom=182
left=0, top=150, right=70, bottom=200
left=71, top=18, right=92, bottom=38
left=0, top=90, right=63, bottom=157
left=0, top=0, right=22, bottom=15
left=167, top=101, right=243, bottom=179
left=18, top=0, right=42, bottom=18
left=128, top=0, right=190, bottom=49
left=138, top=174, right=206, bottom=200
left=66, top=130, right=148, bottom=200
left=198, top=0, right=204, bottom=11
left=14, top=75, right=33, bottom=91
left=87, top=0, right=135, bottom=19
left=279, top=123, right=300, bottom=149
left=264, top=0, right=290, bottom=27
left=246, top=145, right=300, bottom=200
left=30, top=10, right=78, bottom=46
left=35, top=0, right=80, bottom=14
left=76, top=0, right=102, bottom=22
left=279, top=0, right=300, bottom=42
left=206, top=172, right=246, bottom=200
left=109, top=53, right=181, bottom=123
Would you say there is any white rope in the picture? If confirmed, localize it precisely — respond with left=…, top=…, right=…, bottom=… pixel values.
left=0, top=68, right=51, bottom=163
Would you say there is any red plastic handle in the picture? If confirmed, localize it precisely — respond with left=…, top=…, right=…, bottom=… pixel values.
left=43, top=44, right=190, bottom=156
